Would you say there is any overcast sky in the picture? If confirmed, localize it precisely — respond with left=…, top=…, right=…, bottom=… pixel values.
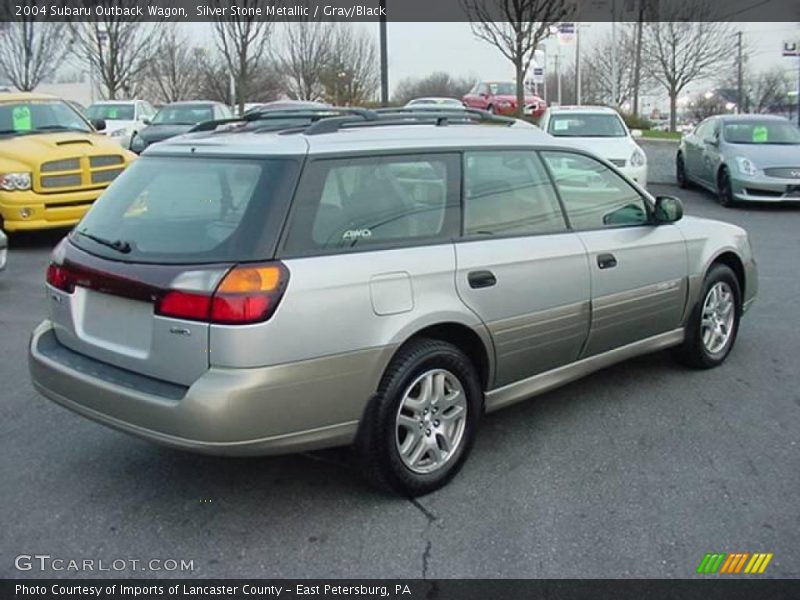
left=189, top=20, right=799, bottom=108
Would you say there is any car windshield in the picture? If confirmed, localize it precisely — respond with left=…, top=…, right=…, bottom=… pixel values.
left=0, top=100, right=91, bottom=136
left=87, top=103, right=136, bottom=121
left=152, top=105, right=214, bottom=125
left=722, top=120, right=800, bottom=145
left=71, top=157, right=299, bottom=264
left=548, top=113, right=627, bottom=137
left=488, top=83, right=516, bottom=95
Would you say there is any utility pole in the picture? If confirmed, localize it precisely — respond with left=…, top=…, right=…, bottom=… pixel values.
left=555, top=50, right=561, bottom=105
left=575, top=24, right=581, bottom=105
left=632, top=0, right=645, bottom=117
left=379, top=0, right=388, bottom=107
left=736, top=31, right=743, bottom=114
left=611, top=0, right=618, bottom=107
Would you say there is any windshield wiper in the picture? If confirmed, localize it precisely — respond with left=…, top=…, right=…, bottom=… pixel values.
left=76, top=230, right=132, bottom=254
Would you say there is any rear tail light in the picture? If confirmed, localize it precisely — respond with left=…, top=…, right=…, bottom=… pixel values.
left=156, top=263, right=289, bottom=325
left=46, top=263, right=75, bottom=293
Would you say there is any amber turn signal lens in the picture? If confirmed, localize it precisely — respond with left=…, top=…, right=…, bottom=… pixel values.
left=217, top=266, right=282, bottom=293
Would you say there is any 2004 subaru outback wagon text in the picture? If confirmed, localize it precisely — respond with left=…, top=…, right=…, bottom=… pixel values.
left=29, top=110, right=757, bottom=496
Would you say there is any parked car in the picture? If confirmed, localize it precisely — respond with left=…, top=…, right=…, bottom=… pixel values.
left=539, top=105, right=648, bottom=187
left=244, top=100, right=331, bottom=116
left=0, top=92, right=135, bottom=233
left=87, top=100, right=157, bottom=150
left=0, top=227, right=6, bottom=271
left=462, top=81, right=545, bottom=118
left=677, top=114, right=800, bottom=206
left=129, top=101, right=232, bottom=154
left=405, top=97, right=465, bottom=109
left=30, top=112, right=757, bottom=496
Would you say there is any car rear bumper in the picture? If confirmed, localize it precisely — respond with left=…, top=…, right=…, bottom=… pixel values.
left=731, top=174, right=800, bottom=202
left=29, top=321, right=391, bottom=456
left=0, top=188, right=102, bottom=231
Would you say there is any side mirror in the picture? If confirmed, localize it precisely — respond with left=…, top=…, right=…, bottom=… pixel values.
left=653, top=195, right=683, bottom=224
left=91, top=118, right=106, bottom=132
left=703, top=136, right=719, bottom=147
left=631, top=128, right=643, bottom=138
left=142, top=118, right=151, bottom=126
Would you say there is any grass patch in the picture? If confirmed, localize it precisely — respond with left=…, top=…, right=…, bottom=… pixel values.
left=641, top=129, right=682, bottom=141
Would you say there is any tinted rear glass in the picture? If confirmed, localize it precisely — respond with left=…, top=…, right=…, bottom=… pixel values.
left=71, top=157, right=298, bottom=264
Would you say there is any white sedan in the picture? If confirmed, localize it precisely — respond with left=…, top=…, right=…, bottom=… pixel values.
left=538, top=106, right=648, bottom=188
left=86, top=100, right=157, bottom=150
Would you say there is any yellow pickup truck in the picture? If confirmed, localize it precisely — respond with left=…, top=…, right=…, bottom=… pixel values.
left=0, top=92, right=135, bottom=232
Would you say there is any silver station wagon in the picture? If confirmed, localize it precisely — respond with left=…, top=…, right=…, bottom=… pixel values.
left=29, top=108, right=758, bottom=496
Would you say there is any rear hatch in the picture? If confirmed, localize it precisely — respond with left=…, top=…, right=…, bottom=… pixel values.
left=47, top=155, right=299, bottom=386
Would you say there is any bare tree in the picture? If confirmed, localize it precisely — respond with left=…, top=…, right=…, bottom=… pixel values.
left=582, top=25, right=655, bottom=108
left=144, top=24, right=203, bottom=103
left=748, top=67, right=792, bottom=114
left=392, top=72, right=476, bottom=105
left=643, top=5, right=734, bottom=131
left=277, top=20, right=334, bottom=101
left=0, top=6, right=72, bottom=91
left=210, top=0, right=273, bottom=114
left=320, top=27, right=379, bottom=106
left=70, top=1, right=155, bottom=99
left=462, top=0, right=570, bottom=115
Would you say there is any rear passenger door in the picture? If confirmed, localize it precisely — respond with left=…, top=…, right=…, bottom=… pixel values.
left=455, top=150, right=591, bottom=388
left=541, top=151, right=688, bottom=357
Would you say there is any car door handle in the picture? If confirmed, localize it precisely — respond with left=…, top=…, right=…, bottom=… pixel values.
left=468, top=270, right=497, bottom=289
left=597, top=254, right=617, bottom=269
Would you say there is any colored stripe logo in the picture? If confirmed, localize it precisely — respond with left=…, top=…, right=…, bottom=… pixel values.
left=697, top=552, right=773, bottom=574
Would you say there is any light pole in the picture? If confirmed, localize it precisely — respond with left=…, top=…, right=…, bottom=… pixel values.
left=379, top=0, right=388, bottom=106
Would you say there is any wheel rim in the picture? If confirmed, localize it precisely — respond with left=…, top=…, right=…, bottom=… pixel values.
left=701, top=281, right=735, bottom=354
left=395, top=369, right=468, bottom=475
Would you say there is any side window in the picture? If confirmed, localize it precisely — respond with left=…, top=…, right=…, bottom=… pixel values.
left=282, top=154, right=460, bottom=255
left=463, top=151, right=566, bottom=236
left=541, top=151, right=649, bottom=229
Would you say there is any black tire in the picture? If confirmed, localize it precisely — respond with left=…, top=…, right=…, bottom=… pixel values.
left=357, top=338, right=482, bottom=497
left=674, top=264, right=741, bottom=369
left=486, top=104, right=495, bottom=115
left=717, top=167, right=735, bottom=207
left=676, top=152, right=691, bottom=189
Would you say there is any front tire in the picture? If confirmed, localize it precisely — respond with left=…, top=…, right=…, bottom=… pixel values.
left=358, top=338, right=482, bottom=496
left=674, top=264, right=741, bottom=369
left=676, top=152, right=690, bottom=189
left=717, top=167, right=735, bottom=207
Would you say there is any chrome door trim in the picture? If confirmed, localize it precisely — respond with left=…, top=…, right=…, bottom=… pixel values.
left=484, top=328, right=685, bottom=413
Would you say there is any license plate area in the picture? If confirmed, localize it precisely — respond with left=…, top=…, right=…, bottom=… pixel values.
left=77, top=288, right=153, bottom=358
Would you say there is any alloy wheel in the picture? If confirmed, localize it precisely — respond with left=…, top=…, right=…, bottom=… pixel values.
left=701, top=281, right=735, bottom=354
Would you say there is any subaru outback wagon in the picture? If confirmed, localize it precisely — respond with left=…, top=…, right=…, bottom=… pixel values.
left=29, top=109, right=757, bottom=496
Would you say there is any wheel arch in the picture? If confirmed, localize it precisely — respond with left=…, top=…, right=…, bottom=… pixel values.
left=709, top=250, right=746, bottom=302
left=388, top=322, right=494, bottom=393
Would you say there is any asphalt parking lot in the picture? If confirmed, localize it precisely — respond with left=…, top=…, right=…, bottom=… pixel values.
left=1, top=181, right=798, bottom=579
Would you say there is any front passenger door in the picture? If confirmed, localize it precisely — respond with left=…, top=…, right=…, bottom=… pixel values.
left=541, top=151, right=688, bottom=357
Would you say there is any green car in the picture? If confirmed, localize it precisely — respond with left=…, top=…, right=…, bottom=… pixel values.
left=677, top=114, right=800, bottom=206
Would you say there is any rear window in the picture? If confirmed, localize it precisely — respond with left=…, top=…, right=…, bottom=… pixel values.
left=71, top=157, right=298, bottom=264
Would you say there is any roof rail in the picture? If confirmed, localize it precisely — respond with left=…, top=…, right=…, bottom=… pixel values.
left=299, top=108, right=516, bottom=135
left=189, top=107, right=380, bottom=133
left=374, top=106, right=514, bottom=124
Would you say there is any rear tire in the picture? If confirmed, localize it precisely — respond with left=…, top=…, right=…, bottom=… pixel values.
left=357, top=338, right=482, bottom=497
left=674, top=264, right=741, bottom=369
left=486, top=105, right=495, bottom=115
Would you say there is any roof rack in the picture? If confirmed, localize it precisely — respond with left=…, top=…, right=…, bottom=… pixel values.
left=189, top=107, right=379, bottom=133
left=189, top=106, right=518, bottom=136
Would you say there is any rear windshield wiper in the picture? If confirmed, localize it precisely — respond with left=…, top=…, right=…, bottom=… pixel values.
left=76, top=230, right=132, bottom=254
